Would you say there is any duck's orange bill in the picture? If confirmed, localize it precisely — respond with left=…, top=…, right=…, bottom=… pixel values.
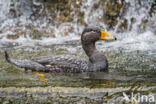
left=100, top=31, right=116, bottom=40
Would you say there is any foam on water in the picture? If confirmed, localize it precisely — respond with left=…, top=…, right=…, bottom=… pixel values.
left=97, top=31, right=156, bottom=52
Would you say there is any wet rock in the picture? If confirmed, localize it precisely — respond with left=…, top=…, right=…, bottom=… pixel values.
left=138, top=19, right=148, bottom=32
left=43, top=0, right=83, bottom=24
left=6, top=31, right=24, bottom=40
left=43, top=28, right=55, bottom=38
left=0, top=86, right=155, bottom=104
left=118, top=19, right=128, bottom=32
left=102, top=0, right=125, bottom=29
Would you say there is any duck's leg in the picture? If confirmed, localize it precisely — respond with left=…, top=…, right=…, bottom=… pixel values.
left=24, top=68, right=28, bottom=72
left=33, top=72, right=48, bottom=82
left=4, top=51, right=46, bottom=72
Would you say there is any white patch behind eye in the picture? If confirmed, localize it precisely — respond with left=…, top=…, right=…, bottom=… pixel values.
left=83, top=31, right=96, bottom=37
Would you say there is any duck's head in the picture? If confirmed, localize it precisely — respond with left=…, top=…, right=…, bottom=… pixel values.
left=81, top=26, right=116, bottom=44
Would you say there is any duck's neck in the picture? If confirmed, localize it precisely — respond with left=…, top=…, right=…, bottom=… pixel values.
left=82, top=42, right=97, bottom=58
left=82, top=41, right=108, bottom=71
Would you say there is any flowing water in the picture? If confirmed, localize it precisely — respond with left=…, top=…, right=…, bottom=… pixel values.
left=0, top=0, right=156, bottom=103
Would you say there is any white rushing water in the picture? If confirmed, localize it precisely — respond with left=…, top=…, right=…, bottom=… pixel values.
left=0, top=0, right=155, bottom=52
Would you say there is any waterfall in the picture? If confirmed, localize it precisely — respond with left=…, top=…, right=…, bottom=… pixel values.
left=0, top=0, right=155, bottom=50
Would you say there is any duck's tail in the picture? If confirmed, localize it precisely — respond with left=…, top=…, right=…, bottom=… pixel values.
left=4, top=51, right=11, bottom=63
left=5, top=51, right=18, bottom=65
left=4, top=51, right=45, bottom=72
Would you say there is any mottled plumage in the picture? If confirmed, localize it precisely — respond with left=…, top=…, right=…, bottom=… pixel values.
left=5, top=26, right=116, bottom=73
left=31, top=55, right=88, bottom=72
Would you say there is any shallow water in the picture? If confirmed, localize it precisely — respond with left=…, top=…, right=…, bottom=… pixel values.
left=0, top=39, right=156, bottom=103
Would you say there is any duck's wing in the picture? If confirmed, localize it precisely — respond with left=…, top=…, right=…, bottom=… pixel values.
left=32, top=55, right=88, bottom=72
left=31, top=56, right=55, bottom=65
left=32, top=55, right=84, bottom=65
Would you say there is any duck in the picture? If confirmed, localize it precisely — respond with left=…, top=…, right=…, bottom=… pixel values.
left=4, top=26, right=116, bottom=73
